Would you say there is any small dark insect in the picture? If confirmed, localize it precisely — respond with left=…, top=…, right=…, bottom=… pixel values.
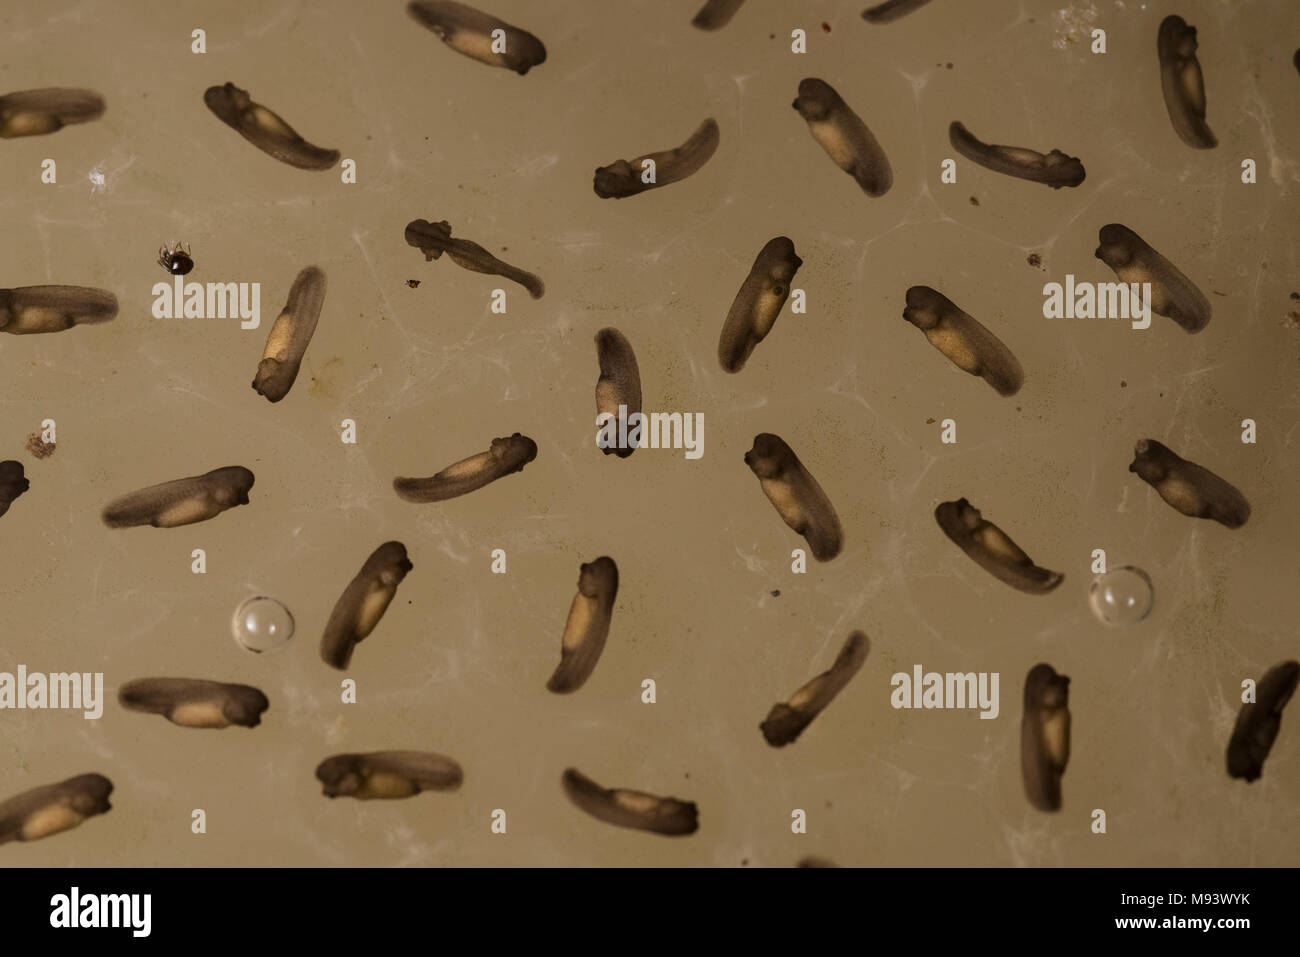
left=406, top=279, right=421, bottom=288
left=158, top=241, right=194, bottom=275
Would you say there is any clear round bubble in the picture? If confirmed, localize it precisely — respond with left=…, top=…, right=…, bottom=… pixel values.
left=231, top=596, right=295, bottom=653
left=1088, top=566, right=1154, bottom=626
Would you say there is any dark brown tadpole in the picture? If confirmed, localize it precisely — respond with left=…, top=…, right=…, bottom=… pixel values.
left=861, top=0, right=934, bottom=23
left=0, top=774, right=113, bottom=845
left=547, top=557, right=618, bottom=694
left=203, top=82, right=340, bottom=170
left=1227, top=661, right=1299, bottom=782
left=118, top=678, right=269, bottom=729
left=0, top=88, right=104, bottom=138
left=320, top=542, right=413, bottom=670
left=792, top=78, right=892, bottom=196
left=595, top=330, right=641, bottom=457
left=253, top=266, right=326, bottom=402
left=744, top=434, right=843, bottom=562
left=1128, top=439, right=1249, bottom=528
left=935, top=499, right=1063, bottom=594
left=408, top=1, right=546, bottom=74
left=717, top=237, right=802, bottom=373
left=903, top=286, right=1023, bottom=396
left=0, top=461, right=29, bottom=519
left=593, top=118, right=720, bottom=199
left=692, top=0, right=745, bottom=29
left=561, top=768, right=698, bottom=836
left=101, top=466, right=254, bottom=529
left=1157, top=16, right=1216, bottom=149
left=1021, top=664, right=1070, bottom=812
left=404, top=219, right=544, bottom=298
left=316, top=751, right=463, bottom=799
left=394, top=433, right=537, bottom=503
left=761, top=631, right=868, bottom=746
left=0, top=286, right=117, bottom=335
left=948, top=121, right=1085, bottom=188
left=1095, top=224, right=1211, bottom=333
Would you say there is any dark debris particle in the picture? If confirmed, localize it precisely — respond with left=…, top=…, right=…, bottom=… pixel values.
left=406, top=279, right=420, bottom=288
left=925, top=417, right=935, bottom=424
left=25, top=433, right=55, bottom=459
left=1290, top=291, right=1299, bottom=300
left=969, top=196, right=979, bottom=206
left=1027, top=253, right=1042, bottom=268
left=821, top=22, right=831, bottom=32
left=770, top=589, right=781, bottom=597
left=946, top=62, right=953, bottom=69
left=1120, top=380, right=1128, bottom=388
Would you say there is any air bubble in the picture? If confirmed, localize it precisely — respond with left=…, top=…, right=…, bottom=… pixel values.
left=1088, top=566, right=1153, bottom=626
left=231, top=596, right=294, bottom=653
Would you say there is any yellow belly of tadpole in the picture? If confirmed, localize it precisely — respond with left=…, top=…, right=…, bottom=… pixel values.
left=811, top=121, right=855, bottom=170
left=1158, top=477, right=1202, bottom=516
left=925, top=327, right=979, bottom=373
left=355, top=587, right=395, bottom=637
left=170, top=700, right=228, bottom=728
left=21, top=804, right=82, bottom=840
left=156, top=496, right=214, bottom=527
left=356, top=773, right=419, bottom=799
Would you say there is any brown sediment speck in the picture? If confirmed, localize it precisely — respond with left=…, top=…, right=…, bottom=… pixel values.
left=1027, top=253, right=1042, bottom=268
left=406, top=279, right=420, bottom=288
left=593, top=118, right=720, bottom=199
left=25, top=434, right=54, bottom=459
left=968, top=196, right=980, bottom=206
